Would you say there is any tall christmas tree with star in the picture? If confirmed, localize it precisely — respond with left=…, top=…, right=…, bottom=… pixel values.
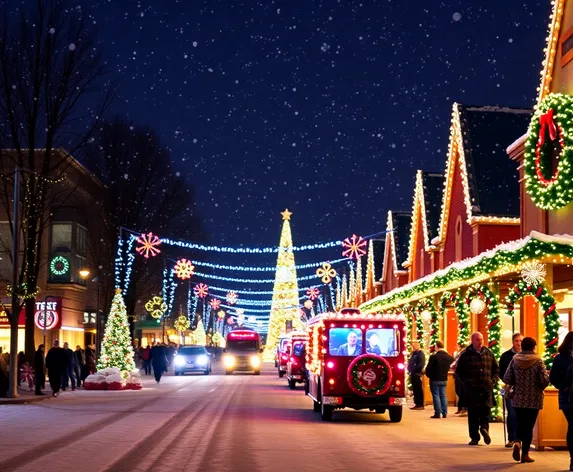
left=263, top=209, right=303, bottom=360
left=97, top=289, right=136, bottom=373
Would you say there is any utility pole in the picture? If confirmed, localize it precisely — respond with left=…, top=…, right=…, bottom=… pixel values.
left=8, top=167, right=21, bottom=398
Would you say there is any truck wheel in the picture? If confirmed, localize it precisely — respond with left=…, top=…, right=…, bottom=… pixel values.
left=288, top=379, right=296, bottom=390
left=204, top=369, right=210, bottom=375
left=321, top=403, right=333, bottom=421
left=278, top=370, right=285, bottom=378
left=389, top=406, right=403, bottom=423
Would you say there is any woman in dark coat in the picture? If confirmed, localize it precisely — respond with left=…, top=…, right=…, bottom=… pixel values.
left=17, top=351, right=26, bottom=386
left=34, top=345, right=46, bottom=395
left=549, top=331, right=573, bottom=471
left=151, top=344, right=167, bottom=383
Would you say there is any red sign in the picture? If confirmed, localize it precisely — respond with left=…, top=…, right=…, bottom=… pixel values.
left=0, top=309, right=26, bottom=328
left=34, top=298, right=62, bottom=331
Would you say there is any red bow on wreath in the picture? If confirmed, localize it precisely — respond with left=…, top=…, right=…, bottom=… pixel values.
left=538, top=109, right=557, bottom=146
left=20, top=363, right=35, bottom=390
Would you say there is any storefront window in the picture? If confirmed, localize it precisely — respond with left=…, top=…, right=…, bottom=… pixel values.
left=51, top=223, right=72, bottom=252
left=500, top=306, right=521, bottom=352
left=76, top=224, right=88, bottom=256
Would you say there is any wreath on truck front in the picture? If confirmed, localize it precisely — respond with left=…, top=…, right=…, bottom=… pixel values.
left=347, top=354, right=392, bottom=397
left=524, top=93, right=573, bottom=210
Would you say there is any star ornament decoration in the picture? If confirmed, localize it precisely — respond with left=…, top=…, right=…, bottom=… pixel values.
left=341, top=234, right=367, bottom=260
left=174, top=258, right=195, bottom=280
left=209, top=298, right=221, bottom=309
left=306, top=287, right=320, bottom=301
left=316, top=262, right=336, bottom=284
left=145, top=296, right=167, bottom=319
left=135, top=232, right=162, bottom=259
left=226, top=291, right=238, bottom=305
left=194, top=283, right=209, bottom=299
left=281, top=208, right=292, bottom=220
left=521, top=261, right=547, bottom=286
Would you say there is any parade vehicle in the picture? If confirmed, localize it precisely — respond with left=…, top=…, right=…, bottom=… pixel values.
left=276, top=334, right=291, bottom=377
left=306, top=308, right=407, bottom=422
left=173, top=346, right=212, bottom=376
left=285, top=331, right=309, bottom=389
left=223, top=329, right=263, bottom=375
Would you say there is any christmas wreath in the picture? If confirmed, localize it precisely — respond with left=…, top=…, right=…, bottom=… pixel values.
left=347, top=354, right=392, bottom=397
left=50, top=255, right=70, bottom=276
left=524, top=93, right=573, bottom=210
left=506, top=280, right=558, bottom=368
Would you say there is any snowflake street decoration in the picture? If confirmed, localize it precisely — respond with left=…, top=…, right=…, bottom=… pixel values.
left=135, top=232, right=162, bottom=259
left=209, top=298, right=221, bottom=309
left=174, top=258, right=195, bottom=280
left=316, top=262, right=337, bottom=284
left=521, top=261, right=547, bottom=286
left=341, top=234, right=367, bottom=260
left=306, top=287, right=320, bottom=301
left=174, top=316, right=190, bottom=332
left=236, top=308, right=245, bottom=317
left=145, top=296, right=167, bottom=319
left=226, top=291, right=238, bottom=305
left=194, top=283, right=209, bottom=298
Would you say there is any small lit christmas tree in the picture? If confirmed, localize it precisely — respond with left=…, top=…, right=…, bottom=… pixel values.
left=264, top=209, right=303, bottom=360
left=194, top=318, right=206, bottom=346
left=97, top=289, right=136, bottom=373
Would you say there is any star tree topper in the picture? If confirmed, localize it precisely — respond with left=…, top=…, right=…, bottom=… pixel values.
left=281, top=209, right=292, bottom=220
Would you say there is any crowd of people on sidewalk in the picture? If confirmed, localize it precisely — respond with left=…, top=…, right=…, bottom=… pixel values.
left=408, top=330, right=573, bottom=469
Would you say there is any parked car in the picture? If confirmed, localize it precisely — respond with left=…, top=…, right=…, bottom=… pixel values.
left=174, top=346, right=212, bottom=375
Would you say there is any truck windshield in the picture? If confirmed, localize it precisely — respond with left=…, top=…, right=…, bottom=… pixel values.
left=365, top=328, right=399, bottom=357
left=227, top=340, right=259, bottom=352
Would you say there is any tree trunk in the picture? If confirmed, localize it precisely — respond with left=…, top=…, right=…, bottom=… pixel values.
left=25, top=298, right=36, bottom=364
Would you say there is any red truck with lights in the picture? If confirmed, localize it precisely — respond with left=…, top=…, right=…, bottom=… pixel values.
left=285, top=331, right=309, bottom=389
left=276, top=334, right=290, bottom=377
left=223, top=329, right=263, bottom=375
left=306, top=308, right=407, bottom=422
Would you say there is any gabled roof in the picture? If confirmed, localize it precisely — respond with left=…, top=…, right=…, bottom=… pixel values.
left=538, top=0, right=565, bottom=104
left=437, top=103, right=529, bottom=243
left=385, top=210, right=411, bottom=276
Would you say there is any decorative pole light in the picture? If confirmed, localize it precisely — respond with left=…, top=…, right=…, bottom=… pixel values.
left=469, top=297, right=486, bottom=315
left=420, top=309, right=432, bottom=322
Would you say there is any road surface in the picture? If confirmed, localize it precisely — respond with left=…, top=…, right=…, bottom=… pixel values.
left=0, top=363, right=569, bottom=472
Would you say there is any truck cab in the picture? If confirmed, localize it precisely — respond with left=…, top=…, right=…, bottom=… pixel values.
left=223, top=329, right=263, bottom=375
left=285, top=331, right=309, bottom=390
left=306, top=309, right=407, bottom=422
left=276, top=335, right=290, bottom=378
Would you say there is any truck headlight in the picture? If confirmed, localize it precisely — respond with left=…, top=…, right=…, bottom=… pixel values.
left=174, top=355, right=185, bottom=367
left=250, top=356, right=261, bottom=368
left=223, top=355, right=235, bottom=368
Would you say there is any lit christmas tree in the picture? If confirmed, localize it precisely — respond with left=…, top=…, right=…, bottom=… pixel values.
left=263, top=209, right=303, bottom=360
left=194, top=318, right=206, bottom=346
left=97, top=289, right=136, bottom=373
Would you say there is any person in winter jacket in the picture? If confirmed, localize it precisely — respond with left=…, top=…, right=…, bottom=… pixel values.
left=549, top=331, right=573, bottom=471
left=455, top=332, right=499, bottom=446
left=142, top=346, right=151, bottom=375
left=499, top=333, right=523, bottom=447
left=503, top=337, right=549, bottom=464
left=46, top=340, right=66, bottom=396
left=408, top=341, right=426, bottom=410
left=151, top=343, right=168, bottom=383
left=62, top=342, right=77, bottom=390
left=34, top=344, right=46, bottom=395
left=453, top=342, right=468, bottom=416
left=425, top=340, right=454, bottom=418
left=75, top=346, right=86, bottom=387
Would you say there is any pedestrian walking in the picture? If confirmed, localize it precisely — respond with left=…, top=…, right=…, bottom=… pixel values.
left=408, top=341, right=426, bottom=410
left=34, top=344, right=46, bottom=396
left=46, top=340, right=66, bottom=396
left=62, top=342, right=77, bottom=391
left=425, top=340, right=454, bottom=419
left=455, top=332, right=499, bottom=446
left=503, top=336, right=549, bottom=464
left=453, top=342, right=468, bottom=416
left=499, top=332, right=523, bottom=447
left=549, top=331, right=573, bottom=471
left=17, top=351, right=25, bottom=387
left=151, top=343, right=167, bottom=383
left=142, top=345, right=151, bottom=375
left=75, top=345, right=86, bottom=387
left=85, top=345, right=96, bottom=376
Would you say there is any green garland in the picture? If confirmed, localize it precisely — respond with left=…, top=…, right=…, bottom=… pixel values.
left=360, top=238, right=573, bottom=312
left=506, top=280, right=559, bottom=368
left=465, top=283, right=502, bottom=421
left=524, top=93, right=573, bottom=210
left=417, top=298, right=439, bottom=352
left=439, top=290, right=469, bottom=347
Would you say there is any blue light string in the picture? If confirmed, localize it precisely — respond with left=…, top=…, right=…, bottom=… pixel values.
left=209, top=285, right=320, bottom=295
left=194, top=270, right=316, bottom=284
left=187, top=286, right=198, bottom=323
left=219, top=304, right=275, bottom=314
left=209, top=293, right=306, bottom=306
left=192, top=257, right=349, bottom=272
left=162, top=268, right=177, bottom=317
left=114, top=237, right=123, bottom=289
left=160, top=237, right=342, bottom=253
left=123, top=235, right=136, bottom=295
left=329, top=284, right=336, bottom=311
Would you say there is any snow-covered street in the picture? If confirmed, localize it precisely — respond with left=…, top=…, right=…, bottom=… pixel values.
left=0, top=363, right=569, bottom=472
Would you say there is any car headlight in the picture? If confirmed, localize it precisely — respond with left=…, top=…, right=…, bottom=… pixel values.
left=223, top=355, right=235, bottom=368
left=196, top=355, right=208, bottom=365
left=250, top=356, right=261, bottom=368
left=174, top=355, right=185, bottom=367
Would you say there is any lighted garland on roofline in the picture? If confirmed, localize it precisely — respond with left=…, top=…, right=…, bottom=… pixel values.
left=506, top=280, right=559, bottom=368
left=417, top=299, right=438, bottom=352
left=439, top=290, right=469, bottom=346
left=524, top=93, right=573, bottom=210
left=360, top=238, right=573, bottom=312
